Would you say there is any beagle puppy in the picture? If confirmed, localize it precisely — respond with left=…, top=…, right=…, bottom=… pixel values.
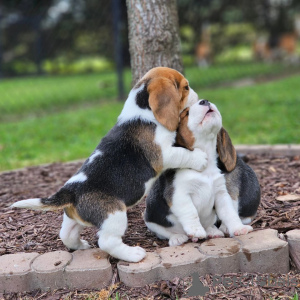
left=144, top=100, right=254, bottom=246
left=11, top=67, right=208, bottom=262
left=217, top=143, right=261, bottom=232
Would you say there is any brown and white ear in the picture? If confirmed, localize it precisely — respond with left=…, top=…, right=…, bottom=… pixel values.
left=217, top=127, right=237, bottom=172
left=175, top=108, right=194, bottom=151
left=148, top=77, right=180, bottom=131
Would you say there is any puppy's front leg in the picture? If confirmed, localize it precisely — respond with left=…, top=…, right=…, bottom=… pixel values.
left=214, top=178, right=253, bottom=237
left=164, top=146, right=207, bottom=171
left=171, top=189, right=207, bottom=241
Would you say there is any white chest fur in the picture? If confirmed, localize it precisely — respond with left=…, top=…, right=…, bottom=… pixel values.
left=173, top=165, right=224, bottom=223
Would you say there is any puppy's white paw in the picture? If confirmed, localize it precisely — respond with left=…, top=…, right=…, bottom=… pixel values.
left=219, top=223, right=229, bottom=235
left=126, top=246, right=147, bottom=263
left=206, top=226, right=225, bottom=239
left=233, top=225, right=253, bottom=236
left=191, top=149, right=208, bottom=172
left=169, top=234, right=189, bottom=246
left=241, top=217, right=253, bottom=225
left=78, top=239, right=91, bottom=250
left=184, top=225, right=207, bottom=240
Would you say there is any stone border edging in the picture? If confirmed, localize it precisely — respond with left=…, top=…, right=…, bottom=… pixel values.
left=287, top=229, right=300, bottom=270
left=235, top=144, right=300, bottom=156
left=0, top=249, right=112, bottom=293
left=1, top=229, right=295, bottom=292
left=0, top=144, right=299, bottom=176
left=117, top=229, right=289, bottom=287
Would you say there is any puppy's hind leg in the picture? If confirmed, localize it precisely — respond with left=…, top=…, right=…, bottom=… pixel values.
left=241, top=217, right=254, bottom=225
left=60, top=212, right=91, bottom=250
left=98, top=210, right=146, bottom=262
left=146, top=221, right=188, bottom=246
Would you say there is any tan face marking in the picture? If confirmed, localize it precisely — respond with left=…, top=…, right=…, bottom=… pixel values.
left=175, top=108, right=195, bottom=151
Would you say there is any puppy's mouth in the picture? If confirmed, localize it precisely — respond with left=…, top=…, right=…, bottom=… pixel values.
left=205, top=108, right=214, bottom=115
left=200, top=107, right=214, bottom=124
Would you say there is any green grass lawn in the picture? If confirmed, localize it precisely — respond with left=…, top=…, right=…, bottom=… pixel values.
left=1, top=62, right=296, bottom=121
left=198, top=75, right=300, bottom=144
left=1, top=102, right=124, bottom=170
left=185, top=62, right=294, bottom=88
left=1, top=64, right=300, bottom=171
left=0, top=72, right=131, bottom=121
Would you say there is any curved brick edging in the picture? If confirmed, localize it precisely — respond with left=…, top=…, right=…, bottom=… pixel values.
left=287, top=229, right=300, bottom=270
left=1, top=229, right=296, bottom=292
left=117, top=229, right=289, bottom=287
left=0, top=249, right=112, bottom=292
left=0, top=144, right=299, bottom=177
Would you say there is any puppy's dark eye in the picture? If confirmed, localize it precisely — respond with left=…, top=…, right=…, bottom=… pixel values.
left=186, top=110, right=189, bottom=116
left=185, top=86, right=189, bottom=91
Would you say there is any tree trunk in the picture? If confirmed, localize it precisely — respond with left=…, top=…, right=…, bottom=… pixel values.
left=126, top=0, right=183, bottom=85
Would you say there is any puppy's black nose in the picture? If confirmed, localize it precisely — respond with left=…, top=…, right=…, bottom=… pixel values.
left=199, top=99, right=210, bottom=106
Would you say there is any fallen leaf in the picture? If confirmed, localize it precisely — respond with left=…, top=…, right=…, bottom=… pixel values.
left=277, top=191, right=287, bottom=196
left=274, top=182, right=288, bottom=187
left=276, top=194, right=300, bottom=202
left=98, top=289, right=109, bottom=300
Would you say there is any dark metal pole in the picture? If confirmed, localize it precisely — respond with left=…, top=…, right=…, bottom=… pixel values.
left=112, top=0, right=125, bottom=101
left=0, top=15, right=3, bottom=78
left=34, top=16, right=43, bottom=75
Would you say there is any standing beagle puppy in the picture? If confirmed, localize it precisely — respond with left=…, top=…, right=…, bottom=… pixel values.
left=144, top=100, right=254, bottom=246
left=11, top=67, right=208, bottom=262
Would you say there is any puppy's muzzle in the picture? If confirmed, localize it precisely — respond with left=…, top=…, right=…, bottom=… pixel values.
left=199, top=99, right=210, bottom=106
left=199, top=99, right=214, bottom=114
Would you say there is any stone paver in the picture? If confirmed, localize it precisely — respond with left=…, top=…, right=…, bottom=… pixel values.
left=118, top=252, right=161, bottom=287
left=198, top=238, right=241, bottom=274
left=286, top=229, right=300, bottom=270
left=65, top=248, right=112, bottom=289
left=234, top=229, right=289, bottom=273
left=0, top=252, right=39, bottom=293
left=0, top=229, right=293, bottom=291
left=158, top=243, right=207, bottom=280
left=31, top=250, right=72, bottom=290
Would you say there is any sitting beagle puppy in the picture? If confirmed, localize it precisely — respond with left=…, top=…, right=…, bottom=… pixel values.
left=144, top=100, right=254, bottom=246
left=217, top=145, right=261, bottom=232
left=11, top=67, right=208, bottom=262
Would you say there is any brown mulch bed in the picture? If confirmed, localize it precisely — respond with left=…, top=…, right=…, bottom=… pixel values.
left=0, top=154, right=300, bottom=299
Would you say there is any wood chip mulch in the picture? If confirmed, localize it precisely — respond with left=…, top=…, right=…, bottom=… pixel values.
left=0, top=154, right=300, bottom=299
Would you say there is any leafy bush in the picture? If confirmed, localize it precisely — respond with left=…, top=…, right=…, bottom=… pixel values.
left=43, top=56, right=114, bottom=75
left=215, top=45, right=253, bottom=63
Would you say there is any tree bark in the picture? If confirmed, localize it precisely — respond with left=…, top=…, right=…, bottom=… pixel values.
left=126, top=0, right=183, bottom=85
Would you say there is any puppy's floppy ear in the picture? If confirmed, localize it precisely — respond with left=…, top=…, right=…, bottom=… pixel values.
left=148, top=77, right=180, bottom=131
left=217, top=127, right=237, bottom=172
left=175, top=108, right=194, bottom=151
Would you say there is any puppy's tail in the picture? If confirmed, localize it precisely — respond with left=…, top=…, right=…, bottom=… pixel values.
left=11, top=189, right=75, bottom=211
